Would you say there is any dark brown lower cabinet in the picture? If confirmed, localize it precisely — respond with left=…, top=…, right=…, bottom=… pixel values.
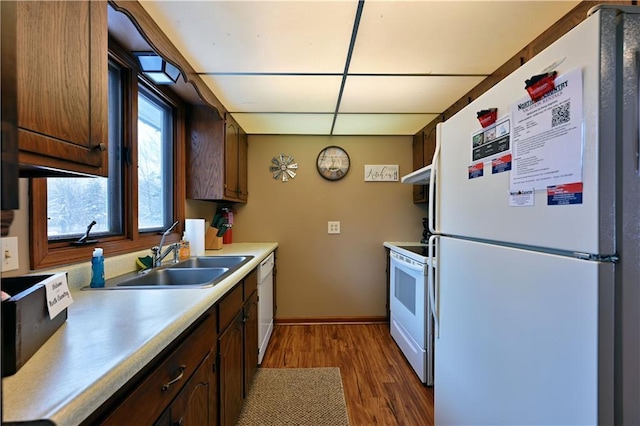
left=218, top=269, right=259, bottom=426
left=91, top=310, right=217, bottom=426
left=218, top=310, right=244, bottom=426
left=85, top=268, right=260, bottom=426
left=243, top=291, right=258, bottom=396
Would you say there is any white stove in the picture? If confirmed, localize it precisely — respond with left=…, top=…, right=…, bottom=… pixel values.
left=384, top=242, right=436, bottom=386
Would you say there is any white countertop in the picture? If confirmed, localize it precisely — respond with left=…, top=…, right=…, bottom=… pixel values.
left=383, top=241, right=425, bottom=249
left=1, top=242, right=278, bottom=425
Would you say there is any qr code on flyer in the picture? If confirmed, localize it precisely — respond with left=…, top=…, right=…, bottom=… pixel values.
left=551, top=101, right=570, bottom=127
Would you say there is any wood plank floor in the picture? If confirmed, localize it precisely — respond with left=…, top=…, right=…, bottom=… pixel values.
left=260, top=323, right=434, bottom=425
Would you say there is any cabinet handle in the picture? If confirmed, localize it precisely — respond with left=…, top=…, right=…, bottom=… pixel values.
left=161, top=365, right=186, bottom=391
left=94, top=142, right=106, bottom=152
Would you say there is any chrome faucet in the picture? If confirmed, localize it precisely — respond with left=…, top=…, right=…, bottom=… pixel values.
left=151, top=221, right=180, bottom=267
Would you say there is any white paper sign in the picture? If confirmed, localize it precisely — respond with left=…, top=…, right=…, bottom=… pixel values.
left=510, top=68, right=583, bottom=191
left=364, top=165, right=399, bottom=182
left=43, top=272, right=73, bottom=319
left=509, top=189, right=535, bottom=207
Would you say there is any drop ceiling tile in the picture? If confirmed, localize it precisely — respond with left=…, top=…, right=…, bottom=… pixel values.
left=340, top=75, right=485, bottom=113
left=333, top=113, right=439, bottom=136
left=140, top=1, right=358, bottom=73
left=135, top=0, right=581, bottom=136
left=200, top=75, right=342, bottom=113
left=350, top=1, right=580, bottom=74
left=231, top=113, right=333, bottom=135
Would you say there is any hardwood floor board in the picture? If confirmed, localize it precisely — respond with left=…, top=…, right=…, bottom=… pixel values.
left=260, top=323, right=434, bottom=425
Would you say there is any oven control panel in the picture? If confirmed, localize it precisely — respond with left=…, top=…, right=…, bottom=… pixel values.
left=390, top=250, right=426, bottom=268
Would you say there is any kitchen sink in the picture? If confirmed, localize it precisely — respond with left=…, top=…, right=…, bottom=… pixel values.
left=169, top=256, right=251, bottom=269
left=116, top=267, right=228, bottom=288
left=83, top=255, right=254, bottom=290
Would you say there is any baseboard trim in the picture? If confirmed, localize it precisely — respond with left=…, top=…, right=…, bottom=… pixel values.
left=275, top=316, right=388, bottom=325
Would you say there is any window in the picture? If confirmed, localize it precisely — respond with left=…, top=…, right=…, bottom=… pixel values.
left=137, top=86, right=174, bottom=231
left=30, top=46, right=185, bottom=270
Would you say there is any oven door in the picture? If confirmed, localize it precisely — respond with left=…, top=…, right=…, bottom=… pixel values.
left=390, top=251, right=427, bottom=348
left=390, top=250, right=431, bottom=384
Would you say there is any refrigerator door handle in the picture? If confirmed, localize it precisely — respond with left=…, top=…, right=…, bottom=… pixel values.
left=428, top=234, right=440, bottom=337
left=428, top=124, right=442, bottom=235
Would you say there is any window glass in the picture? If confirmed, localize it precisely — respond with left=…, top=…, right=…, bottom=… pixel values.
left=137, top=87, right=174, bottom=231
left=46, top=178, right=108, bottom=238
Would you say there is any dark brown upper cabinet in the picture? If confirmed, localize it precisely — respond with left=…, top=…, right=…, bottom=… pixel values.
left=411, top=126, right=436, bottom=204
left=10, top=1, right=109, bottom=177
left=224, top=113, right=248, bottom=203
left=186, top=105, right=248, bottom=204
left=1, top=1, right=19, bottom=210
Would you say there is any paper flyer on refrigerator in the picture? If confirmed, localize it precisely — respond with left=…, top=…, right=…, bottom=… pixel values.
left=509, top=68, right=583, bottom=192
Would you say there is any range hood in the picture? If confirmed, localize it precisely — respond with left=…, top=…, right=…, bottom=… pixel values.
left=400, top=164, right=432, bottom=185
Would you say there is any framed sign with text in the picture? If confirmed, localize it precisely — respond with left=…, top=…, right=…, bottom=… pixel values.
left=364, top=165, right=399, bottom=182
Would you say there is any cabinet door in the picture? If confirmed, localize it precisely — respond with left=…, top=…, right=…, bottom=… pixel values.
left=412, top=126, right=437, bottom=204
left=1, top=1, right=19, bottom=209
left=237, top=128, right=248, bottom=202
left=412, top=131, right=427, bottom=203
left=15, top=1, right=108, bottom=176
left=186, top=105, right=225, bottom=200
left=170, top=354, right=214, bottom=426
left=224, top=115, right=239, bottom=200
left=423, top=129, right=436, bottom=167
left=218, top=311, right=244, bottom=426
left=153, top=409, right=171, bottom=426
left=243, top=291, right=258, bottom=396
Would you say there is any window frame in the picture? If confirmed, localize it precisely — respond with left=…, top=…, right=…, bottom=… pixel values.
left=29, top=40, right=185, bottom=270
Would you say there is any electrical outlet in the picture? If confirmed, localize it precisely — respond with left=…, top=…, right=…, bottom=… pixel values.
left=1, top=236, right=19, bottom=272
left=328, top=221, right=340, bottom=234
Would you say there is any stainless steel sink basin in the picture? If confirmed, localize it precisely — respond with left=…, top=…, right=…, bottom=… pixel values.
left=116, top=267, right=228, bottom=288
left=83, top=255, right=254, bottom=290
left=169, top=256, right=250, bottom=269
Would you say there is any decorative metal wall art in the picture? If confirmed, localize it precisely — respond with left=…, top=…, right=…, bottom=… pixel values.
left=269, top=154, right=298, bottom=182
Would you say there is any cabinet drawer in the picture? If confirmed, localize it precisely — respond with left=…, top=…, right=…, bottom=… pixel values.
left=219, top=284, right=243, bottom=332
left=244, top=269, right=257, bottom=301
left=102, top=311, right=216, bottom=425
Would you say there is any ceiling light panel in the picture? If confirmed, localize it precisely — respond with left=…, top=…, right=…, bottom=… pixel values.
left=333, top=113, right=439, bottom=136
left=200, top=75, right=342, bottom=113
left=140, top=1, right=359, bottom=73
left=339, top=75, right=485, bottom=113
left=350, top=1, right=580, bottom=74
left=231, top=113, right=334, bottom=135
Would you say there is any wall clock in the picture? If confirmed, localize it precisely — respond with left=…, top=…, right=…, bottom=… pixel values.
left=316, top=146, right=350, bottom=181
left=269, top=153, right=298, bottom=182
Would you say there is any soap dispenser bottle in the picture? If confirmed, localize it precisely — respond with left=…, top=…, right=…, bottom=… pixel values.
left=180, top=232, right=191, bottom=260
left=90, top=247, right=105, bottom=288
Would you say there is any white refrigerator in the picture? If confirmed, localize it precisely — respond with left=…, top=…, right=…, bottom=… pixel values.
left=428, top=6, right=640, bottom=425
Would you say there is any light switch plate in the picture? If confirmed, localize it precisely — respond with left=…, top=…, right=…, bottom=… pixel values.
left=328, top=221, right=340, bottom=234
left=1, top=236, right=19, bottom=272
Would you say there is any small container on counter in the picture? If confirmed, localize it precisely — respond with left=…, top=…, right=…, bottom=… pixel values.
left=180, top=233, right=191, bottom=259
left=90, top=247, right=105, bottom=288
